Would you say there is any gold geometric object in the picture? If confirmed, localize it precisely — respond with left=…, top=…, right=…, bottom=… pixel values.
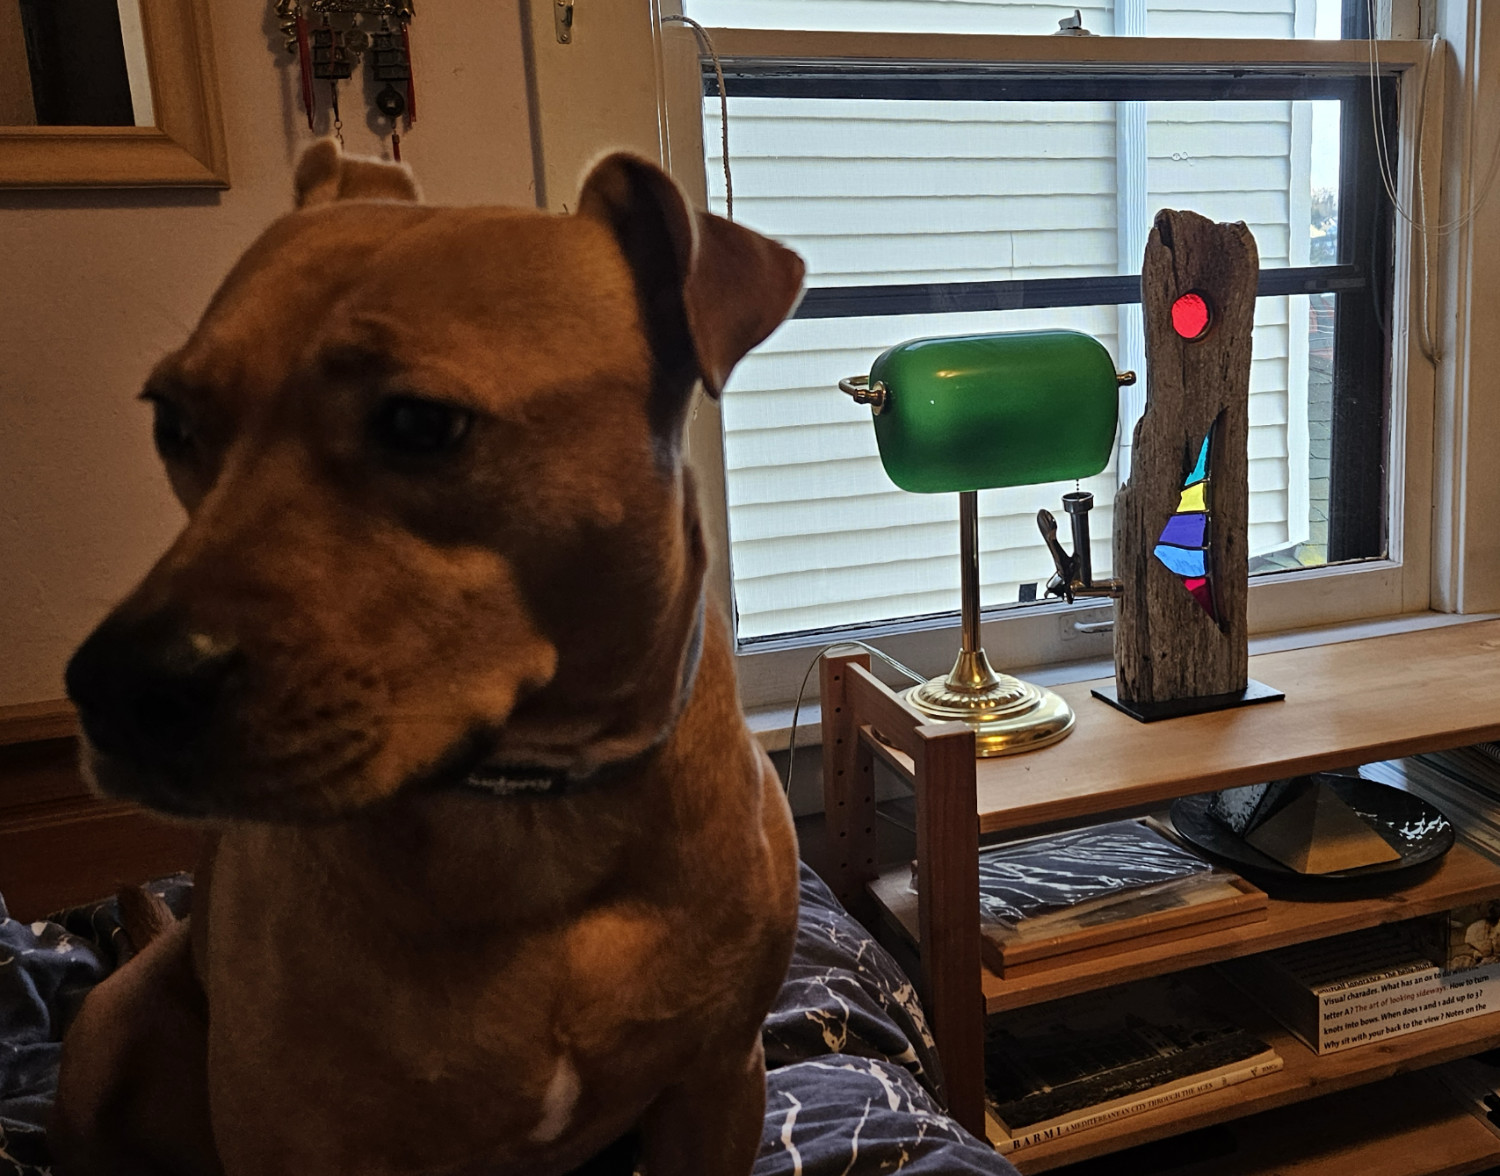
left=904, top=491, right=1075, bottom=757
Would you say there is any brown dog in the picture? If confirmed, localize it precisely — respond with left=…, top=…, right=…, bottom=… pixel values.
left=52, top=140, right=804, bottom=1176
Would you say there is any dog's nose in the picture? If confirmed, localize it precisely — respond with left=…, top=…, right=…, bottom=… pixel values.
left=66, top=613, right=243, bottom=769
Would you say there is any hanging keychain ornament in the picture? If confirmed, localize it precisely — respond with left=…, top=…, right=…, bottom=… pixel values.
left=271, top=1, right=417, bottom=156
left=275, top=0, right=318, bottom=129
left=312, top=17, right=354, bottom=147
left=374, top=16, right=413, bottom=158
left=375, top=83, right=406, bottom=159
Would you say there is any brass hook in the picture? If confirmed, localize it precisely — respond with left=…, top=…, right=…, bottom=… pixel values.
left=837, top=374, right=890, bottom=415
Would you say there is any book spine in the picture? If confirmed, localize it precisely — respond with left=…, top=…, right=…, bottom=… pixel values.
left=1220, top=958, right=1321, bottom=1046
left=991, top=1058, right=1284, bottom=1155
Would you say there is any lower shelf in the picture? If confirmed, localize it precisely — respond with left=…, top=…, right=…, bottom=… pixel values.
left=1038, top=1071, right=1500, bottom=1176
left=989, top=968, right=1500, bottom=1172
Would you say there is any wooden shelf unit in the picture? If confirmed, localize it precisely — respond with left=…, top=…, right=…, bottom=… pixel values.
left=818, top=618, right=1500, bottom=1157
left=1057, top=1072, right=1500, bottom=1176
left=1007, top=968, right=1500, bottom=1171
left=869, top=842, right=1500, bottom=1012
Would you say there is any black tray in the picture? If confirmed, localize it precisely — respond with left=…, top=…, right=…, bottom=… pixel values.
left=1169, top=774, right=1454, bottom=886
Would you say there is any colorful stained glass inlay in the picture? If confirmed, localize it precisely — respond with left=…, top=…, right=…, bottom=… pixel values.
left=1158, top=513, right=1206, bottom=547
left=1152, top=433, right=1218, bottom=622
left=1184, top=576, right=1216, bottom=616
left=1177, top=482, right=1207, bottom=513
left=1171, top=292, right=1212, bottom=340
left=1155, top=545, right=1207, bottom=578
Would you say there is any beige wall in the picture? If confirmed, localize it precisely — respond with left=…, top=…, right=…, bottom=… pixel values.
left=0, top=0, right=536, bottom=707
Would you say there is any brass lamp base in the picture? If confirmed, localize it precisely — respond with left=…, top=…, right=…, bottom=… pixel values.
left=905, top=649, right=1075, bottom=757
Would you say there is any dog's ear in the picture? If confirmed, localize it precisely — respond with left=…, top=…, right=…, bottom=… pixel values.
left=576, top=153, right=804, bottom=401
left=294, top=138, right=422, bottom=208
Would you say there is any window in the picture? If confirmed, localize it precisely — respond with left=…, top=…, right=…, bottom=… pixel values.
left=702, top=72, right=1392, bottom=645
left=525, top=0, right=1463, bottom=710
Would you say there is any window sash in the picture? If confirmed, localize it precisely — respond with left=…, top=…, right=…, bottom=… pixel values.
left=793, top=268, right=1369, bottom=318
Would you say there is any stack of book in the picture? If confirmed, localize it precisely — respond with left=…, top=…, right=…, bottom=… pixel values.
left=985, top=974, right=1282, bottom=1154
left=972, top=819, right=1267, bottom=977
left=1221, top=920, right=1500, bottom=1055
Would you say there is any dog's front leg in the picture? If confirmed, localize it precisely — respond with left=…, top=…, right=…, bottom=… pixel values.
left=637, top=1035, right=767, bottom=1176
left=50, top=915, right=221, bottom=1176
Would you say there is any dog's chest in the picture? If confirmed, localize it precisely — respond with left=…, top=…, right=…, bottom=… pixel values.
left=197, top=821, right=748, bottom=1169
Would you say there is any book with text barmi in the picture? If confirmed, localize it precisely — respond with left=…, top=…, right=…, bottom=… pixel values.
left=984, top=975, right=1282, bottom=1154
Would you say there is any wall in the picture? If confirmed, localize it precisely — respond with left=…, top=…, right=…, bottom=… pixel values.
left=0, top=0, right=536, bottom=707
left=1436, top=0, right=1500, bottom=614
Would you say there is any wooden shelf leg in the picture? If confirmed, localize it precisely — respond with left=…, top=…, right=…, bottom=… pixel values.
left=820, top=651, right=879, bottom=924
left=915, top=720, right=985, bottom=1138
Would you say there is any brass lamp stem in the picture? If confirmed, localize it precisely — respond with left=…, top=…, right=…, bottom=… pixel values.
left=960, top=491, right=982, bottom=656
left=948, top=491, right=1003, bottom=693
left=905, top=490, right=1075, bottom=755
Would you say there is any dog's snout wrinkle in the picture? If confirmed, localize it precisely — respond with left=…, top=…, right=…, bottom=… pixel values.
left=66, top=613, right=244, bottom=776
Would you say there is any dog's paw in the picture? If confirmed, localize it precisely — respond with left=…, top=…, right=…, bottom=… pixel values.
left=115, top=885, right=176, bottom=958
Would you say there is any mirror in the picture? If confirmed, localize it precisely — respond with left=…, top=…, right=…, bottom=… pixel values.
left=0, top=0, right=228, bottom=187
left=2, top=0, right=155, bottom=128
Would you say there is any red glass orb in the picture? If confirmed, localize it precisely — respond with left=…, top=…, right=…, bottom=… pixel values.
left=1171, top=292, right=1212, bottom=340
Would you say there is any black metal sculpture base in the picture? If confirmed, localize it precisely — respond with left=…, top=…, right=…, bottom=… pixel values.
left=1091, top=678, right=1284, bottom=723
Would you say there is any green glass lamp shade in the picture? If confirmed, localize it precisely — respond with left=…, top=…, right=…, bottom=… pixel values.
left=866, top=330, right=1121, bottom=494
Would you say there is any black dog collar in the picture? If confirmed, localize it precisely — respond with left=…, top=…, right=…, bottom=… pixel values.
left=461, top=592, right=706, bottom=799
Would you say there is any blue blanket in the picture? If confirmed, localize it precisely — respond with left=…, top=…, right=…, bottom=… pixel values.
left=0, top=866, right=1013, bottom=1175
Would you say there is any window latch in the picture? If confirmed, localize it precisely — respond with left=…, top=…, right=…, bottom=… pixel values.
left=554, top=0, right=574, bottom=44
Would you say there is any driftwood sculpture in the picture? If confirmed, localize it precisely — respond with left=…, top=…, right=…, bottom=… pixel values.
left=1101, top=208, right=1281, bottom=719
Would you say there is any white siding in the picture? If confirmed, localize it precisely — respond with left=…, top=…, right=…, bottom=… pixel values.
left=718, top=100, right=1118, bottom=286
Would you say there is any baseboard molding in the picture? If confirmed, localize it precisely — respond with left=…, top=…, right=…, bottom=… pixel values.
left=0, top=725, right=201, bottom=920
left=0, top=799, right=203, bottom=922
left=0, top=699, right=77, bottom=747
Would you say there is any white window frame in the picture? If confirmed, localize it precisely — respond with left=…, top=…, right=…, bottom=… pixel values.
left=521, top=1, right=1496, bottom=712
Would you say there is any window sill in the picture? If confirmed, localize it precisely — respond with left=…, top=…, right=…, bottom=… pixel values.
left=746, top=609, right=1499, bottom=752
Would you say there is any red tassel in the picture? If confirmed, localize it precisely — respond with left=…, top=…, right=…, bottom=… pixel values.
left=295, top=13, right=316, bottom=131
left=401, top=23, right=417, bottom=125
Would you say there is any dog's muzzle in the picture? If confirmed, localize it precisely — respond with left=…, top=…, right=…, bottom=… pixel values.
left=66, top=610, right=244, bottom=797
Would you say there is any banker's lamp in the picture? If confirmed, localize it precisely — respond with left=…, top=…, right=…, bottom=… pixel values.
left=839, top=330, right=1133, bottom=756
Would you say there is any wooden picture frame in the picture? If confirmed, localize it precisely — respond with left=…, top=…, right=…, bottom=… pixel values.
left=0, top=0, right=229, bottom=188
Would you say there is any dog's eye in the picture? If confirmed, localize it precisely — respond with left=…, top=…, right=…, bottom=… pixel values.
left=146, top=396, right=195, bottom=460
left=371, top=397, right=473, bottom=458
